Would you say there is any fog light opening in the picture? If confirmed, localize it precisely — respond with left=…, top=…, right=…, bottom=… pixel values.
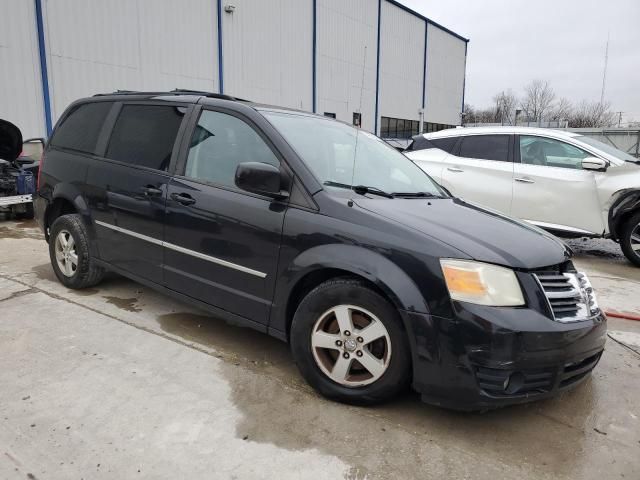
left=503, top=372, right=525, bottom=394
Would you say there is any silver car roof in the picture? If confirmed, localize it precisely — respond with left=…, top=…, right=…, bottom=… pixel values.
left=422, top=126, right=582, bottom=141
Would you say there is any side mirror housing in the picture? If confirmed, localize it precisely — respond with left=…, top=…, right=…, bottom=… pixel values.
left=235, top=162, right=288, bottom=199
left=582, top=157, right=608, bottom=172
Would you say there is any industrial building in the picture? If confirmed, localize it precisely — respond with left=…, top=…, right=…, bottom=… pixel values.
left=2, top=0, right=468, bottom=140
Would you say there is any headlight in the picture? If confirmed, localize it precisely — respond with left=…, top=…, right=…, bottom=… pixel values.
left=440, top=259, right=525, bottom=306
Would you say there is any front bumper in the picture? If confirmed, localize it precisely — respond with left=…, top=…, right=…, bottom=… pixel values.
left=403, top=304, right=607, bottom=411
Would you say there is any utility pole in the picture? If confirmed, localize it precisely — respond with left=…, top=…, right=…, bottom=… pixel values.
left=600, top=32, right=609, bottom=105
left=616, top=111, right=623, bottom=128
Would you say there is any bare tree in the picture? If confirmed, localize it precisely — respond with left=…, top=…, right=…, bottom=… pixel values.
left=568, top=101, right=616, bottom=128
left=548, top=97, right=573, bottom=122
left=520, top=80, right=556, bottom=122
left=462, top=103, right=476, bottom=124
left=493, top=90, right=519, bottom=125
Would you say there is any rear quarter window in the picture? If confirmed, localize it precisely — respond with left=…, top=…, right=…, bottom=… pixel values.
left=407, top=136, right=459, bottom=153
left=50, top=102, right=113, bottom=154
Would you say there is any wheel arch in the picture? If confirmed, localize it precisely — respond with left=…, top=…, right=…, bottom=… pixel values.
left=608, top=189, right=640, bottom=240
left=44, top=184, right=92, bottom=244
left=271, top=244, right=429, bottom=343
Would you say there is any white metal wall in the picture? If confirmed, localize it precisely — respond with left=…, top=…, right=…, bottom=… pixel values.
left=0, top=0, right=467, bottom=140
left=221, top=0, right=313, bottom=111
left=43, top=0, right=219, bottom=122
left=378, top=1, right=425, bottom=125
left=425, top=24, right=466, bottom=126
left=0, top=0, right=45, bottom=138
left=316, top=0, right=378, bottom=132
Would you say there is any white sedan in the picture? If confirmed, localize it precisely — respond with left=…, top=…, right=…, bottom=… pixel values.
left=405, top=126, right=640, bottom=266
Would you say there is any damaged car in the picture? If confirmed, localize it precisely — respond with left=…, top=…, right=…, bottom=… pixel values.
left=0, top=119, right=43, bottom=219
left=406, top=127, right=640, bottom=266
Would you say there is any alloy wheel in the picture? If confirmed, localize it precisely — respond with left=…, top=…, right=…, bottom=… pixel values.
left=631, top=223, right=640, bottom=257
left=54, top=229, right=78, bottom=277
left=311, top=305, right=392, bottom=387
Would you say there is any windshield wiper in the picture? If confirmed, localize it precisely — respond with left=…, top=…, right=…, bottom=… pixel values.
left=391, top=192, right=443, bottom=198
left=352, top=185, right=394, bottom=198
left=323, top=181, right=394, bottom=198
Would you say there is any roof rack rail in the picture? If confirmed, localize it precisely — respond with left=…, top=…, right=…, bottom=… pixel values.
left=93, top=89, right=247, bottom=101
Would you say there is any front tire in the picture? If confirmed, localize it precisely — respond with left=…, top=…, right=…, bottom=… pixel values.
left=620, top=212, right=640, bottom=267
left=49, top=214, right=105, bottom=288
left=290, top=278, right=411, bottom=405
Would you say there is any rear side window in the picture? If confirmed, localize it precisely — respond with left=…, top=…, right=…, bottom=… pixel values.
left=51, top=102, right=112, bottom=154
left=459, top=135, right=510, bottom=162
left=106, top=105, right=184, bottom=171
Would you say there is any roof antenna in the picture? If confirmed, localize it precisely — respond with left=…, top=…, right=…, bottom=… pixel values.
left=358, top=46, right=367, bottom=116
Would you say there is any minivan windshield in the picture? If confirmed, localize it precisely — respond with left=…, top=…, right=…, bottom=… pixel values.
left=263, top=111, right=446, bottom=197
left=576, top=135, right=639, bottom=164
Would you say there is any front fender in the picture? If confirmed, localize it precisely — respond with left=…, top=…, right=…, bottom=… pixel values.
left=292, top=243, right=426, bottom=307
left=269, top=243, right=440, bottom=370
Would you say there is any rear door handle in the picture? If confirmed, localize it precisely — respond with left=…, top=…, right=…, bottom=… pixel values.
left=514, top=177, right=535, bottom=184
left=143, top=185, right=163, bottom=197
left=447, top=167, right=464, bottom=172
left=171, top=192, right=196, bottom=206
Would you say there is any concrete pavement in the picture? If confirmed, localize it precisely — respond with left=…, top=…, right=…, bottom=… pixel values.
left=1, top=219, right=639, bottom=479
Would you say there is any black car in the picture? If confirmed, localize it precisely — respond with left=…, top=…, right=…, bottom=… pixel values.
left=33, top=90, right=606, bottom=410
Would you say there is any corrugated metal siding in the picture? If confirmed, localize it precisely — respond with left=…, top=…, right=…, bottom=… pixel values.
left=43, top=0, right=218, bottom=121
left=221, top=0, right=313, bottom=110
left=0, top=0, right=45, bottom=138
left=378, top=1, right=425, bottom=124
left=316, top=0, right=378, bottom=132
left=425, top=24, right=466, bottom=126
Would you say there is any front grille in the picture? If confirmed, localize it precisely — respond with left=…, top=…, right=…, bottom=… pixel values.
left=534, top=270, right=600, bottom=322
left=475, top=366, right=554, bottom=396
left=559, top=352, right=602, bottom=388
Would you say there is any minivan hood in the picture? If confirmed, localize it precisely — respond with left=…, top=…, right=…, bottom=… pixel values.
left=353, top=197, right=571, bottom=270
left=0, top=119, right=22, bottom=161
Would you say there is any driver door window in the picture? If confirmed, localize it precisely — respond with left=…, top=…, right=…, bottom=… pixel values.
left=185, top=110, right=279, bottom=188
left=519, top=136, right=589, bottom=169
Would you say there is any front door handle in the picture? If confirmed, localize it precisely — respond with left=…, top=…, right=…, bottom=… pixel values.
left=514, top=177, right=535, bottom=184
left=447, top=167, right=464, bottom=172
left=143, top=185, right=163, bottom=197
left=171, top=192, right=196, bottom=206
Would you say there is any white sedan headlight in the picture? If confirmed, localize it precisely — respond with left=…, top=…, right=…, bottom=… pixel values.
left=440, top=259, right=525, bottom=307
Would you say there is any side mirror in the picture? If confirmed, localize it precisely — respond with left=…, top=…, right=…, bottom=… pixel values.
left=582, top=157, right=608, bottom=172
left=235, top=162, right=288, bottom=198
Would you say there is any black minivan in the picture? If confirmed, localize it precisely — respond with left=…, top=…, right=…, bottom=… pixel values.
left=34, top=91, right=606, bottom=410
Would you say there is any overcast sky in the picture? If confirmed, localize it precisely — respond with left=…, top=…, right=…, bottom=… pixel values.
left=402, top=0, right=640, bottom=124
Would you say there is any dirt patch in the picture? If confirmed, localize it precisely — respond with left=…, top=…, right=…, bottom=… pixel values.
left=0, top=225, right=42, bottom=240
left=103, top=296, right=141, bottom=313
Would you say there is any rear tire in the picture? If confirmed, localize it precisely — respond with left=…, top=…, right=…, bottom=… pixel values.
left=290, top=278, right=411, bottom=405
left=620, top=212, right=640, bottom=267
left=49, top=214, right=105, bottom=288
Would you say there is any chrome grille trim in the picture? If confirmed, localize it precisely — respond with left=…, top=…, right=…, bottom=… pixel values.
left=534, top=271, right=600, bottom=322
